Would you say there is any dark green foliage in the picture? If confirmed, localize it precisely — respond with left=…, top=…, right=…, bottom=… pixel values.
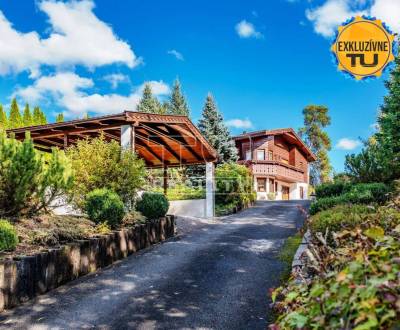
left=198, top=94, right=238, bottom=163
left=0, top=134, right=73, bottom=216
left=85, top=189, right=125, bottom=228
left=0, top=219, right=18, bottom=251
left=309, top=204, right=373, bottom=236
left=315, top=182, right=351, bottom=198
left=136, top=192, right=169, bottom=220
left=310, top=182, right=390, bottom=214
left=137, top=83, right=164, bottom=114
left=167, top=79, right=190, bottom=116
left=278, top=233, right=303, bottom=281
left=298, top=105, right=332, bottom=185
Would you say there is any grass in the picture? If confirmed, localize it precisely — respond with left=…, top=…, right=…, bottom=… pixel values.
left=278, top=232, right=303, bottom=281
left=153, top=185, right=205, bottom=201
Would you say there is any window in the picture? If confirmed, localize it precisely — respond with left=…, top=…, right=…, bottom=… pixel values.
left=269, top=178, right=275, bottom=192
left=275, top=182, right=278, bottom=192
left=256, top=150, right=265, bottom=160
left=245, top=150, right=251, bottom=160
left=257, top=178, right=266, bottom=192
left=268, top=151, right=273, bottom=160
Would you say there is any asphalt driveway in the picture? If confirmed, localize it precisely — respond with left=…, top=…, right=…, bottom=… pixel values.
left=0, top=201, right=309, bottom=330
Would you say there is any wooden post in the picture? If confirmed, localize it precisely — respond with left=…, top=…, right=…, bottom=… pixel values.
left=63, top=134, right=69, bottom=149
left=163, top=165, right=168, bottom=195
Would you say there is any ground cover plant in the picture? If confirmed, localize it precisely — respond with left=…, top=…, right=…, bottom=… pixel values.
left=271, top=191, right=400, bottom=329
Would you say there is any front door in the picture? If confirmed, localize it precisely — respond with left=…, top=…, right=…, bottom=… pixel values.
left=282, top=186, right=290, bottom=200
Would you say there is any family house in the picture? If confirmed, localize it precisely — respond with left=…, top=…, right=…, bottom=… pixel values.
left=233, top=128, right=316, bottom=200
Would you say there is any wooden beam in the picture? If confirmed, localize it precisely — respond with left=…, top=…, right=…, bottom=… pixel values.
left=135, top=139, right=164, bottom=163
left=141, top=124, right=202, bottom=161
left=163, top=165, right=168, bottom=195
left=135, top=132, right=181, bottom=163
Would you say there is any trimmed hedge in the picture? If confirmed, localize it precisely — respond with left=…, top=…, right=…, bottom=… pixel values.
left=310, top=182, right=390, bottom=215
left=0, top=219, right=18, bottom=251
left=136, top=192, right=169, bottom=220
left=315, top=182, right=351, bottom=199
left=85, top=188, right=125, bottom=228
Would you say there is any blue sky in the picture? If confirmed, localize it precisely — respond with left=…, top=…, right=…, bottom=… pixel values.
left=0, top=0, right=399, bottom=172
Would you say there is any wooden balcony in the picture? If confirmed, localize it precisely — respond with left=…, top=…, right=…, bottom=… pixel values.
left=238, top=160, right=305, bottom=183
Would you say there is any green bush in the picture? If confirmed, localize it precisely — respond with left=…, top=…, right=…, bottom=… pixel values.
left=136, top=192, right=169, bottom=220
left=310, top=182, right=390, bottom=215
left=67, top=136, right=145, bottom=210
left=309, top=204, right=373, bottom=236
left=315, top=182, right=351, bottom=198
left=0, top=219, right=18, bottom=251
left=0, top=134, right=73, bottom=217
left=85, top=189, right=125, bottom=228
left=215, top=163, right=254, bottom=211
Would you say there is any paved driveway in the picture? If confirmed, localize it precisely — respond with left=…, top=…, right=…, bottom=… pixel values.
left=0, top=201, right=309, bottom=330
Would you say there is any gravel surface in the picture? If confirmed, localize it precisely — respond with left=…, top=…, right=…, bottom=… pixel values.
left=0, top=201, right=309, bottom=330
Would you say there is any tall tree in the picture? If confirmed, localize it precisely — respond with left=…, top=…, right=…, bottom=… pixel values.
left=375, top=46, right=400, bottom=180
left=22, top=103, right=32, bottom=127
left=8, top=98, right=23, bottom=129
left=168, top=79, right=190, bottom=116
left=0, top=105, right=7, bottom=130
left=198, top=93, right=238, bottom=163
left=33, top=106, right=47, bottom=125
left=56, top=113, right=65, bottom=123
left=137, top=83, right=163, bottom=114
left=298, top=105, right=332, bottom=185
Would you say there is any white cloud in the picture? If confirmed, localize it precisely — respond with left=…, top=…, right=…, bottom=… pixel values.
left=306, top=0, right=400, bottom=38
left=235, top=20, right=263, bottom=39
left=336, top=138, right=362, bottom=150
left=167, top=49, right=184, bottom=61
left=225, top=118, right=253, bottom=129
left=103, top=74, right=130, bottom=89
left=15, top=72, right=170, bottom=117
left=0, top=0, right=137, bottom=76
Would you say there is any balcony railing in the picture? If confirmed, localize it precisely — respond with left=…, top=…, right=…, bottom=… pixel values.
left=238, top=160, right=305, bottom=182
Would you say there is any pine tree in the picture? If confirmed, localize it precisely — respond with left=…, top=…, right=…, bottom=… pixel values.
left=0, top=105, right=7, bottom=130
left=376, top=47, right=400, bottom=180
left=198, top=93, right=238, bottom=163
left=168, top=79, right=190, bottom=116
left=22, top=103, right=32, bottom=127
left=32, top=106, right=47, bottom=125
left=137, top=83, right=163, bottom=114
left=298, top=105, right=332, bottom=185
left=55, top=113, right=65, bottom=123
left=8, top=98, right=23, bottom=129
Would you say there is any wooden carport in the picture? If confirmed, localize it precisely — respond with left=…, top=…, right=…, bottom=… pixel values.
left=7, top=111, right=218, bottom=217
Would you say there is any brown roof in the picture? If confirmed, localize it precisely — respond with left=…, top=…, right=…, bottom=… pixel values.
left=7, top=111, right=218, bottom=167
left=233, top=128, right=317, bottom=162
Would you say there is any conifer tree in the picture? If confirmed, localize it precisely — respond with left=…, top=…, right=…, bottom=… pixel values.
left=0, top=105, right=7, bottom=130
left=8, top=98, right=23, bottom=129
left=298, top=105, right=332, bottom=185
left=137, top=84, right=163, bottom=114
left=22, top=103, right=32, bottom=127
left=198, top=93, right=238, bottom=163
left=32, top=106, right=47, bottom=125
left=376, top=47, right=400, bottom=180
left=56, top=113, right=65, bottom=123
left=168, top=79, right=190, bottom=116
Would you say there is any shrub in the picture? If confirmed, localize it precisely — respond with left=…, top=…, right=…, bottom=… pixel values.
left=85, top=189, right=125, bottom=228
left=215, top=163, right=253, bottom=210
left=0, top=134, right=73, bottom=216
left=0, top=219, right=18, bottom=251
left=309, top=204, right=373, bottom=236
left=310, top=182, right=391, bottom=215
left=315, top=182, right=351, bottom=198
left=267, top=192, right=276, bottom=200
left=136, top=192, right=169, bottom=220
left=153, top=184, right=205, bottom=200
left=67, top=136, right=145, bottom=210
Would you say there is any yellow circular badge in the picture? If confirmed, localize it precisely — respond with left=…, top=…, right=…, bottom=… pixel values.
left=331, top=16, right=395, bottom=80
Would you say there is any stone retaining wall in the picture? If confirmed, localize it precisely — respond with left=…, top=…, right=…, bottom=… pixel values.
left=0, top=215, right=175, bottom=312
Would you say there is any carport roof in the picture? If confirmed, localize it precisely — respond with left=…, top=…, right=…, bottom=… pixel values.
left=6, top=111, right=218, bottom=167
